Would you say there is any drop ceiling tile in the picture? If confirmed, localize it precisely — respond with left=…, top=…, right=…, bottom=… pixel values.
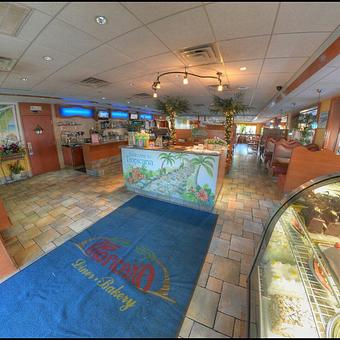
left=228, top=74, right=259, bottom=88
left=12, top=43, right=76, bottom=75
left=0, top=35, right=29, bottom=62
left=122, top=1, right=201, bottom=24
left=141, top=52, right=185, bottom=73
left=262, top=57, right=307, bottom=74
left=17, top=9, right=51, bottom=42
left=218, top=36, right=270, bottom=62
left=2, top=72, right=46, bottom=89
left=18, top=2, right=67, bottom=16
left=107, top=27, right=169, bottom=60
left=147, top=7, right=215, bottom=50
left=34, top=19, right=102, bottom=58
left=206, top=2, right=279, bottom=41
left=320, top=68, right=340, bottom=84
left=258, top=73, right=294, bottom=92
left=0, top=72, right=8, bottom=84
left=267, top=32, right=331, bottom=58
left=274, top=2, right=340, bottom=34
left=73, top=45, right=133, bottom=74
left=225, top=59, right=263, bottom=75
left=57, top=2, right=142, bottom=42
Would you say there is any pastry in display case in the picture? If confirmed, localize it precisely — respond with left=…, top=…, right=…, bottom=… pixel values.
left=248, top=173, right=340, bottom=338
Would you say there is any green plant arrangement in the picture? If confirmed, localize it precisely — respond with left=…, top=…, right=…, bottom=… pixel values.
left=210, top=93, right=250, bottom=157
left=206, top=137, right=228, bottom=145
left=8, top=160, right=24, bottom=175
left=297, top=112, right=317, bottom=145
left=155, top=96, right=190, bottom=144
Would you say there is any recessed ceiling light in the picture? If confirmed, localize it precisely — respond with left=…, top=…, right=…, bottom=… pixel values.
left=238, top=86, right=248, bottom=90
left=240, top=66, right=247, bottom=71
left=43, top=56, right=53, bottom=62
left=95, top=15, right=107, bottom=25
left=145, top=105, right=148, bottom=107
left=129, top=82, right=134, bottom=87
left=101, top=97, right=106, bottom=100
left=21, top=77, right=28, bottom=81
left=127, top=101, right=130, bottom=104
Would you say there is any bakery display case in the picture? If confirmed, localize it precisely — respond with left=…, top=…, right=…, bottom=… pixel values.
left=248, top=173, right=340, bottom=338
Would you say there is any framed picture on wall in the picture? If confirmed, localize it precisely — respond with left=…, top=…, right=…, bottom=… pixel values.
left=318, top=111, right=329, bottom=128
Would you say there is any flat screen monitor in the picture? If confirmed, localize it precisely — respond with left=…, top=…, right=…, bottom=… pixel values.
left=130, top=113, right=138, bottom=120
left=140, top=114, right=153, bottom=120
left=111, top=111, right=129, bottom=119
left=98, top=110, right=109, bottom=119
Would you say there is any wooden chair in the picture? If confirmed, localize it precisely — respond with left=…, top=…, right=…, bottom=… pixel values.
left=277, top=147, right=340, bottom=193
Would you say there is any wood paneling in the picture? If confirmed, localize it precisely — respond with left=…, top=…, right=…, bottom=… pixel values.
left=62, top=146, right=84, bottom=168
left=324, top=96, right=340, bottom=151
left=19, top=102, right=53, bottom=116
left=280, top=146, right=340, bottom=193
left=82, top=141, right=127, bottom=164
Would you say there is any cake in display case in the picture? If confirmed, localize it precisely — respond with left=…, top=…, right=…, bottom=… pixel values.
left=248, top=173, right=340, bottom=338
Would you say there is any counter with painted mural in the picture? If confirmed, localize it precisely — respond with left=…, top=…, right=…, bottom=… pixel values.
left=121, top=146, right=226, bottom=211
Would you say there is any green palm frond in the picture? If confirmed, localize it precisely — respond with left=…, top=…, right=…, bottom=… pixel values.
left=155, top=96, right=190, bottom=116
left=202, top=164, right=214, bottom=177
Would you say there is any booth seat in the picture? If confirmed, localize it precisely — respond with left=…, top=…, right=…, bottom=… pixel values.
left=278, top=147, right=340, bottom=194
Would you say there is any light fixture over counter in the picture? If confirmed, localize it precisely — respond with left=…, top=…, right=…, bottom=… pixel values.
left=152, top=68, right=224, bottom=97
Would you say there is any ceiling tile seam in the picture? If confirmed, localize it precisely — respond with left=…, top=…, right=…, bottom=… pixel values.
left=124, top=2, right=205, bottom=26
left=216, top=34, right=271, bottom=44
left=119, top=2, right=187, bottom=67
left=264, top=29, right=339, bottom=111
left=201, top=2, right=229, bottom=93
left=250, top=2, right=283, bottom=112
left=0, top=3, right=70, bottom=88
left=21, top=2, right=71, bottom=17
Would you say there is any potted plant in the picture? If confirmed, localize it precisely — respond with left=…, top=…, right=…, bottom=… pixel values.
left=8, top=160, right=24, bottom=181
left=155, top=96, right=190, bottom=145
left=210, top=93, right=250, bottom=159
left=0, top=140, right=26, bottom=160
left=205, top=137, right=228, bottom=150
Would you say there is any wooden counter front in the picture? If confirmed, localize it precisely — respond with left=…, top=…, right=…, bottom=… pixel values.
left=82, top=140, right=128, bottom=176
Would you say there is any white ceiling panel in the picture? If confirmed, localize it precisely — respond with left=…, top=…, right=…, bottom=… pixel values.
left=2, top=72, right=47, bottom=89
left=274, top=2, right=340, bottom=34
left=33, top=19, right=102, bottom=58
left=107, top=27, right=169, bottom=60
left=228, top=74, right=259, bottom=88
left=258, top=73, right=294, bottom=90
left=206, top=2, right=279, bottom=41
left=0, top=34, right=29, bottom=59
left=262, top=57, right=307, bottom=74
left=225, top=59, right=263, bottom=75
left=17, top=9, right=52, bottom=42
left=57, top=2, right=142, bottom=42
left=73, top=45, right=133, bottom=74
left=325, top=55, right=340, bottom=68
left=12, top=43, right=76, bottom=75
left=0, top=72, right=8, bottom=84
left=140, top=52, right=184, bottom=73
left=267, top=32, right=331, bottom=58
left=147, top=7, right=215, bottom=50
left=122, top=2, right=201, bottom=24
left=219, top=36, right=270, bottom=62
left=319, top=68, right=340, bottom=84
left=18, top=2, right=67, bottom=16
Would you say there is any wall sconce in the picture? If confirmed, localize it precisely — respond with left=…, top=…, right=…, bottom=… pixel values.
left=34, top=125, right=43, bottom=135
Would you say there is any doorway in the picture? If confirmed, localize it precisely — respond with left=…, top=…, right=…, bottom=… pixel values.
left=20, top=103, right=60, bottom=176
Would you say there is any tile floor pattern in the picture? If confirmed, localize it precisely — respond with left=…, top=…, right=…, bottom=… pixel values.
left=0, top=144, right=281, bottom=338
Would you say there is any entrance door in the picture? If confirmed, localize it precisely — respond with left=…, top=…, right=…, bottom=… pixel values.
left=21, top=114, right=60, bottom=176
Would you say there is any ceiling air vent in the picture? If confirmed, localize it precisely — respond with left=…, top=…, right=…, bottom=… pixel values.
left=0, top=2, right=32, bottom=36
left=79, top=77, right=111, bottom=88
left=177, top=43, right=221, bottom=67
left=0, top=56, right=16, bottom=71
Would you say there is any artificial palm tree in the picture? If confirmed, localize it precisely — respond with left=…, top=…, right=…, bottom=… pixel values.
left=210, top=92, right=250, bottom=146
left=191, top=155, right=215, bottom=186
left=155, top=96, right=190, bottom=144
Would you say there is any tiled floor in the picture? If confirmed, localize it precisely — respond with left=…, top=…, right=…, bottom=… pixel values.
left=0, top=144, right=281, bottom=338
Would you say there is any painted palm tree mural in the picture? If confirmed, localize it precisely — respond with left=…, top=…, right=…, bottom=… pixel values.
left=191, top=156, right=215, bottom=186
left=175, top=153, right=189, bottom=169
left=159, top=152, right=176, bottom=175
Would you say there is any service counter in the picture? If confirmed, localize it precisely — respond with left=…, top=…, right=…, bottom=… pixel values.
left=121, top=145, right=226, bottom=211
left=82, top=140, right=128, bottom=176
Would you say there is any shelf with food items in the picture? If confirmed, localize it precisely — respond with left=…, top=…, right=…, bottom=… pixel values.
left=249, top=174, right=340, bottom=339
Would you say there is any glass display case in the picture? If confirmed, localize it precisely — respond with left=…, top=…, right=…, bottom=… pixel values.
left=248, top=173, right=340, bottom=338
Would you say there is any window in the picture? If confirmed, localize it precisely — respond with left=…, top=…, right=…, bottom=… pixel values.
left=0, top=104, right=21, bottom=143
left=236, top=124, right=256, bottom=134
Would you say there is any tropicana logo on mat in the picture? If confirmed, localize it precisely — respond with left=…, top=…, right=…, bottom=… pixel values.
left=71, top=237, right=176, bottom=311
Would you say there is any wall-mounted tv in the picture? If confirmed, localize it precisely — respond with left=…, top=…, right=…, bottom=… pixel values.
left=97, top=110, right=110, bottom=119
left=59, top=106, right=93, bottom=118
left=130, top=113, right=139, bottom=120
left=140, top=114, right=153, bottom=120
left=111, top=111, right=129, bottom=119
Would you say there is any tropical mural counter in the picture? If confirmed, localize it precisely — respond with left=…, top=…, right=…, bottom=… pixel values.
left=121, top=146, right=224, bottom=211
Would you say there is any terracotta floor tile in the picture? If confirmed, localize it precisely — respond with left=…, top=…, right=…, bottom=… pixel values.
left=210, top=256, right=240, bottom=285
left=214, top=312, right=235, bottom=337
